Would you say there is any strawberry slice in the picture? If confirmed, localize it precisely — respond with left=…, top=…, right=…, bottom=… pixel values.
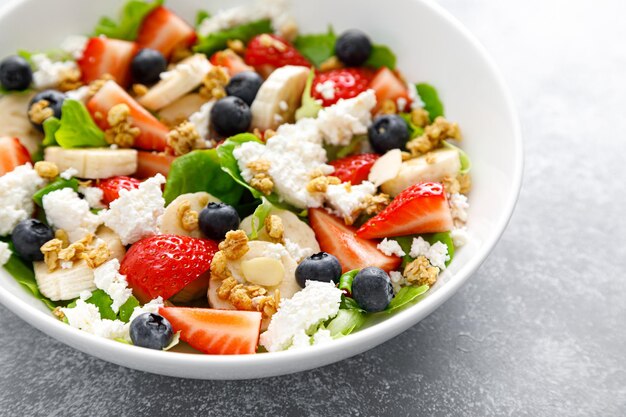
left=369, top=67, right=411, bottom=112
left=309, top=208, right=401, bottom=273
left=136, top=6, right=196, bottom=59
left=210, top=49, right=254, bottom=76
left=97, top=176, right=141, bottom=206
left=159, top=307, right=262, bottom=355
left=77, top=37, right=137, bottom=87
left=244, top=34, right=310, bottom=72
left=87, top=80, right=169, bottom=151
left=311, top=68, right=374, bottom=106
left=136, top=151, right=176, bottom=179
left=357, top=182, right=453, bottom=239
left=121, top=234, right=219, bottom=303
left=329, top=153, right=380, bottom=185
left=0, top=137, right=31, bottom=176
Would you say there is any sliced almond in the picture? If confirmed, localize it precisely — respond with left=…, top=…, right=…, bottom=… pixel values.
left=241, top=257, right=285, bottom=287
left=368, top=148, right=402, bottom=186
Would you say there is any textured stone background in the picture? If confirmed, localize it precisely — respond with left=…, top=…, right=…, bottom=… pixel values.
left=1, top=0, right=625, bottom=416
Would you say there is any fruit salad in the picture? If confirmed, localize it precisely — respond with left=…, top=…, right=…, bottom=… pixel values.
left=0, top=0, right=472, bottom=354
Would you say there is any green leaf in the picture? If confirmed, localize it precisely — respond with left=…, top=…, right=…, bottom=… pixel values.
left=42, top=117, right=60, bottom=147
left=293, top=27, right=337, bottom=67
left=194, top=19, right=272, bottom=56
left=423, top=232, right=455, bottom=266
left=326, top=309, right=366, bottom=337
left=392, top=236, right=414, bottom=268
left=365, top=45, right=397, bottom=70
left=118, top=295, right=140, bottom=323
left=195, top=10, right=210, bottom=28
left=416, top=83, right=444, bottom=120
left=398, top=113, right=424, bottom=139
left=85, top=289, right=117, bottom=320
left=442, top=140, right=472, bottom=175
left=55, top=100, right=107, bottom=148
left=334, top=135, right=366, bottom=160
left=33, top=177, right=79, bottom=207
left=339, top=295, right=365, bottom=313
left=92, top=0, right=164, bottom=40
left=215, top=133, right=264, bottom=197
left=338, top=269, right=359, bottom=294
left=114, top=337, right=132, bottom=345
left=295, top=69, right=323, bottom=121
left=248, top=197, right=273, bottom=239
left=163, top=149, right=245, bottom=206
left=386, top=285, right=429, bottom=312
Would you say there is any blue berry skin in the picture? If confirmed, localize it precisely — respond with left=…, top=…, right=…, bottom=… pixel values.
left=367, top=114, right=410, bottom=154
left=351, top=267, right=393, bottom=312
left=28, top=89, right=66, bottom=131
left=295, top=252, right=343, bottom=288
left=198, top=202, right=241, bottom=240
left=335, top=30, right=373, bottom=67
left=129, top=313, right=173, bottom=350
left=130, top=48, right=167, bottom=85
left=11, top=219, right=54, bottom=262
left=210, top=96, right=252, bottom=137
left=0, top=55, right=32, bottom=91
left=225, top=71, right=263, bottom=106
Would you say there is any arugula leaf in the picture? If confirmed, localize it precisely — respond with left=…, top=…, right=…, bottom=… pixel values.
left=54, top=100, right=107, bottom=148
left=416, top=83, right=444, bottom=120
left=294, top=27, right=336, bottom=67
left=42, top=117, right=60, bottom=147
left=92, top=0, right=163, bottom=40
left=295, top=69, right=323, bottom=121
left=194, top=19, right=272, bottom=56
left=442, top=140, right=472, bottom=174
left=365, top=45, right=397, bottom=70
left=386, top=285, right=429, bottom=312
left=32, top=177, right=79, bottom=207
left=164, top=149, right=245, bottom=206
left=195, top=10, right=210, bottom=28
left=398, top=113, right=424, bottom=139
left=248, top=197, right=273, bottom=239
left=338, top=269, right=359, bottom=294
left=85, top=289, right=117, bottom=320
left=327, top=309, right=366, bottom=337
left=118, top=295, right=140, bottom=323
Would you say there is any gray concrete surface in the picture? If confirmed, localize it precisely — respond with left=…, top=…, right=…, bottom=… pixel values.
left=1, top=0, right=625, bottom=415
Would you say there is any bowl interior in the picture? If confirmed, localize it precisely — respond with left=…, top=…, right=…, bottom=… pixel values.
left=0, top=0, right=521, bottom=379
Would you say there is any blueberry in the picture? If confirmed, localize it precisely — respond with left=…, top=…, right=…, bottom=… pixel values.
left=0, top=55, right=32, bottom=91
left=295, top=252, right=342, bottom=288
left=351, top=267, right=393, bottom=312
left=368, top=114, right=410, bottom=154
left=130, top=48, right=167, bottom=85
left=335, top=30, right=373, bottom=67
left=225, top=71, right=263, bottom=106
left=198, top=202, right=240, bottom=240
left=129, top=313, right=173, bottom=350
left=28, top=89, right=66, bottom=131
left=11, top=219, right=54, bottom=262
left=210, top=96, right=252, bottom=137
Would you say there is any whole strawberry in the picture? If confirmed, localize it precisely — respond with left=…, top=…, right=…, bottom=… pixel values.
left=312, top=68, right=374, bottom=106
left=244, top=34, right=310, bottom=71
left=329, top=153, right=380, bottom=185
left=97, top=176, right=142, bottom=206
left=121, top=234, right=219, bottom=303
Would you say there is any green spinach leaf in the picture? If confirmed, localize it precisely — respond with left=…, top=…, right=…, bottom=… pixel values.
left=194, top=19, right=272, bottom=56
left=93, top=0, right=163, bottom=40
left=416, top=83, right=444, bottom=120
left=293, top=27, right=336, bottom=67
left=55, top=100, right=107, bottom=148
left=386, top=285, right=429, bottom=312
left=33, top=178, right=79, bottom=207
left=366, top=45, right=397, bottom=70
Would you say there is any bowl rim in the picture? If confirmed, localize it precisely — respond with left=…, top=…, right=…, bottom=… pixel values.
left=0, top=0, right=523, bottom=375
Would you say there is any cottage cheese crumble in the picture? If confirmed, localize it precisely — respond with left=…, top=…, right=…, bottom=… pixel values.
left=79, top=186, right=105, bottom=209
left=60, top=168, right=78, bottom=180
left=93, top=259, right=133, bottom=313
left=377, top=238, right=406, bottom=257
left=316, top=90, right=376, bottom=146
left=325, top=181, right=376, bottom=223
left=0, top=164, right=44, bottom=236
left=449, top=193, right=469, bottom=225
left=0, top=241, right=11, bottom=266
left=188, top=101, right=214, bottom=141
left=31, top=54, right=79, bottom=90
left=42, top=188, right=103, bottom=242
left=314, top=80, right=336, bottom=101
left=409, top=237, right=449, bottom=270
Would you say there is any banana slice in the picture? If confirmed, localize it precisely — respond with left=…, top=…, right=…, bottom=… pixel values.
left=44, top=146, right=138, bottom=179
left=159, top=192, right=221, bottom=238
left=158, top=93, right=208, bottom=127
left=368, top=149, right=402, bottom=187
left=34, top=226, right=126, bottom=301
left=250, top=65, right=309, bottom=131
left=138, top=54, right=212, bottom=112
left=381, top=148, right=461, bottom=197
left=0, top=92, right=43, bottom=155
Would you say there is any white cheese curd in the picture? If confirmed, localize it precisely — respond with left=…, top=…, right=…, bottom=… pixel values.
left=60, top=167, right=78, bottom=180
left=188, top=101, right=214, bottom=140
left=102, top=174, right=166, bottom=245
left=0, top=241, right=12, bottom=266
left=316, top=90, right=377, bottom=146
left=325, top=181, right=376, bottom=222
left=260, top=280, right=342, bottom=352
left=451, top=227, right=469, bottom=247
left=197, top=0, right=294, bottom=37
left=62, top=299, right=103, bottom=333
left=314, top=80, right=336, bottom=101
left=78, top=186, right=105, bottom=209
left=407, top=81, right=425, bottom=110
left=389, top=271, right=407, bottom=294
left=65, top=85, right=91, bottom=103
left=261, top=242, right=291, bottom=260
left=128, top=297, right=165, bottom=324
left=93, top=259, right=133, bottom=313
left=60, top=35, right=88, bottom=60
left=449, top=193, right=469, bottom=224
left=31, top=53, right=79, bottom=90
left=42, top=188, right=103, bottom=242
left=283, top=238, right=315, bottom=263
left=0, top=164, right=44, bottom=236
left=377, top=238, right=406, bottom=257
left=409, top=237, right=450, bottom=270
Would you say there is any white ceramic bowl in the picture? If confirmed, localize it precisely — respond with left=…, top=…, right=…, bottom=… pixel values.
left=0, top=0, right=522, bottom=379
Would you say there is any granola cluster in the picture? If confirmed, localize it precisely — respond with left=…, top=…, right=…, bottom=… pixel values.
left=167, top=121, right=201, bottom=156
left=226, top=39, right=246, bottom=55
left=199, top=66, right=230, bottom=100
left=247, top=159, right=274, bottom=195
left=403, top=255, right=440, bottom=287
left=57, top=67, right=83, bottom=92
left=34, top=161, right=59, bottom=180
left=104, top=103, right=140, bottom=148
left=406, top=116, right=462, bottom=157
left=40, top=233, right=110, bottom=272
left=362, top=193, right=391, bottom=216
left=219, top=230, right=250, bottom=260
left=442, top=174, right=472, bottom=195
left=264, top=215, right=284, bottom=242
left=306, top=175, right=341, bottom=193
left=410, top=108, right=430, bottom=128
left=177, top=200, right=199, bottom=232
left=28, top=100, right=54, bottom=125
left=319, top=56, right=344, bottom=72
left=87, top=74, right=114, bottom=98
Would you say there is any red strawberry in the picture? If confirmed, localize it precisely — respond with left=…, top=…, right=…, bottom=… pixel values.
left=136, top=6, right=196, bottom=59
left=87, top=80, right=169, bottom=151
left=329, top=153, right=380, bottom=185
left=244, top=34, right=310, bottom=72
left=357, top=182, right=453, bottom=239
left=77, top=37, right=138, bottom=87
left=311, top=68, right=374, bottom=106
left=369, top=67, right=411, bottom=112
left=210, top=49, right=254, bottom=76
left=121, top=235, right=219, bottom=303
left=136, top=151, right=176, bottom=179
left=97, top=176, right=141, bottom=206
left=309, top=208, right=401, bottom=273
left=159, top=307, right=261, bottom=355
left=0, top=137, right=31, bottom=176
